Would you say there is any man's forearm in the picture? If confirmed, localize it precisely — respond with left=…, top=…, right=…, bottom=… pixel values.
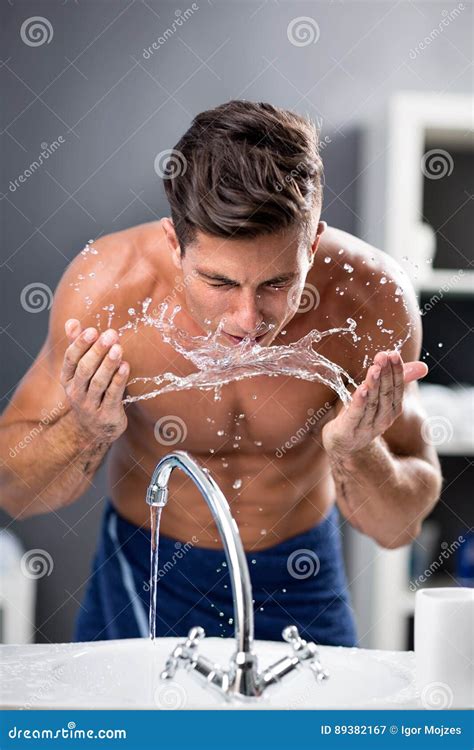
left=0, top=411, right=112, bottom=519
left=328, top=436, right=442, bottom=548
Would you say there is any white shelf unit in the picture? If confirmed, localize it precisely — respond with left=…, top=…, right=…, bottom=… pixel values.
left=348, top=91, right=473, bottom=650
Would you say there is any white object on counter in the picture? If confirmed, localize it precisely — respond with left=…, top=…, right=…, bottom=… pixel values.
left=0, top=530, right=35, bottom=644
left=415, top=587, right=474, bottom=709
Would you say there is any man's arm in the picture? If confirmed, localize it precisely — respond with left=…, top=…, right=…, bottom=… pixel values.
left=0, top=240, right=130, bottom=519
left=321, top=260, right=442, bottom=549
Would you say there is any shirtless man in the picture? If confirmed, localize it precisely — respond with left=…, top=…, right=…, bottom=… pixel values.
left=0, top=101, right=442, bottom=646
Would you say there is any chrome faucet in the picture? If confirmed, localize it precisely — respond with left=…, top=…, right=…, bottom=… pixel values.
left=146, top=450, right=329, bottom=699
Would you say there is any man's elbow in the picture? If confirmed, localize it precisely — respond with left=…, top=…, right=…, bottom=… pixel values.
left=377, top=464, right=443, bottom=550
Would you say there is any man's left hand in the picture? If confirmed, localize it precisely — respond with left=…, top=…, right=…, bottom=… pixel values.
left=322, top=350, right=428, bottom=458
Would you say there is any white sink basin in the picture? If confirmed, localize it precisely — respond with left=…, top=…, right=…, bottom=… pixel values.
left=0, top=637, right=422, bottom=709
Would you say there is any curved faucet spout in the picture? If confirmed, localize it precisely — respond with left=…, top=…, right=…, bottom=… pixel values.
left=146, top=450, right=256, bottom=686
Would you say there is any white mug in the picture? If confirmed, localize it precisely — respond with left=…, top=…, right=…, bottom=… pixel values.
left=415, top=587, right=474, bottom=709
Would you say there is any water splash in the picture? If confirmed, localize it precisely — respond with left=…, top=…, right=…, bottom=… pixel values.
left=121, top=303, right=360, bottom=407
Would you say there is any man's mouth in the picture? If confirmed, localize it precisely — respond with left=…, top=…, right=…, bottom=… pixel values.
left=222, top=331, right=268, bottom=345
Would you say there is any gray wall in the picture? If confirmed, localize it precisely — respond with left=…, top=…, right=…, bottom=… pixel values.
left=1, top=0, right=472, bottom=643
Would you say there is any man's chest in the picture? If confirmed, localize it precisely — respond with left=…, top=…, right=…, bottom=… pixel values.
left=126, top=371, right=338, bottom=455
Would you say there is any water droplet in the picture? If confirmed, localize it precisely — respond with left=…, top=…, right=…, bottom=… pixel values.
left=380, top=276, right=387, bottom=284
left=217, top=429, right=225, bottom=436
left=343, top=263, right=353, bottom=273
left=254, top=440, right=262, bottom=447
left=251, top=559, right=256, bottom=565
left=324, top=256, right=331, bottom=264
left=438, top=342, right=443, bottom=348
left=232, top=479, right=242, bottom=490
left=260, top=529, right=267, bottom=535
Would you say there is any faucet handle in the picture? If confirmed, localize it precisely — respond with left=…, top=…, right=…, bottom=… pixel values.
left=282, top=625, right=305, bottom=649
left=160, top=626, right=206, bottom=680
left=282, top=625, right=329, bottom=683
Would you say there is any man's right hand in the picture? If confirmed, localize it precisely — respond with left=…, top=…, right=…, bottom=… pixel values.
left=61, top=319, right=130, bottom=443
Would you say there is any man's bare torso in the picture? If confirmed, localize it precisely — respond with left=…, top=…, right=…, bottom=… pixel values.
left=84, top=220, right=403, bottom=551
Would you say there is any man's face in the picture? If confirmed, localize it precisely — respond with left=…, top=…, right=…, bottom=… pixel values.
left=167, top=220, right=325, bottom=347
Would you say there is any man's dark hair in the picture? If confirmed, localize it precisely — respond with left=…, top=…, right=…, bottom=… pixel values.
left=163, top=100, right=324, bottom=253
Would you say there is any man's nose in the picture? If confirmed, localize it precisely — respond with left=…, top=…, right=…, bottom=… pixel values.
left=232, top=290, right=264, bottom=334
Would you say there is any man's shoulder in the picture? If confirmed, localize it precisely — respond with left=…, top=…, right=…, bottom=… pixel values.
left=317, top=225, right=413, bottom=304
left=311, top=225, right=422, bottom=378
left=53, top=219, right=169, bottom=332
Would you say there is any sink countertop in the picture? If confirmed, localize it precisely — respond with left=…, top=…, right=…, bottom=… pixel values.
left=0, top=637, right=425, bottom=710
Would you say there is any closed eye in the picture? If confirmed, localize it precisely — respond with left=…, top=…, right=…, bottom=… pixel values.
left=206, top=281, right=236, bottom=288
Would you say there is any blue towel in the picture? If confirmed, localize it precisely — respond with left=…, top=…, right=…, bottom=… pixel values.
left=74, top=499, right=357, bottom=647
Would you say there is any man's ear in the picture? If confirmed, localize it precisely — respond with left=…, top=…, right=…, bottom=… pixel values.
left=161, top=217, right=182, bottom=269
left=309, top=220, right=327, bottom=264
